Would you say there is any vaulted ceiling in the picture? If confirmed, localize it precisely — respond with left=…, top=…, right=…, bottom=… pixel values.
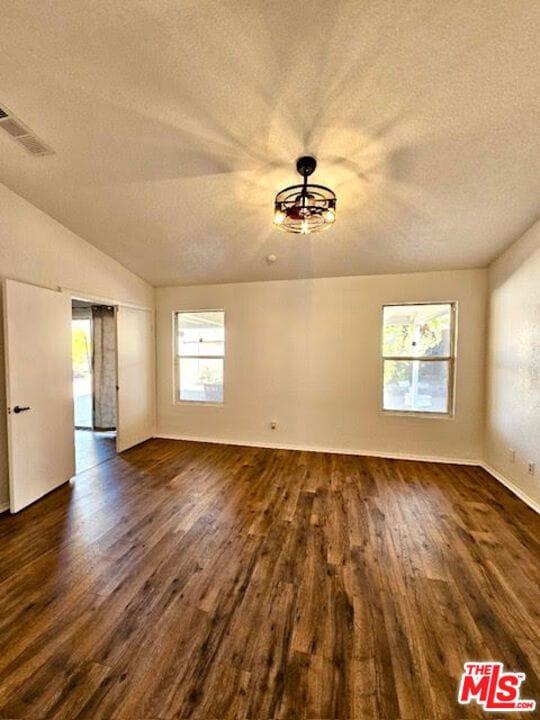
left=1, top=0, right=539, bottom=285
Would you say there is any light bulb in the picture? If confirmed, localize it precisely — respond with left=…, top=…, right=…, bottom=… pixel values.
left=274, top=209, right=286, bottom=225
left=323, top=209, right=335, bottom=223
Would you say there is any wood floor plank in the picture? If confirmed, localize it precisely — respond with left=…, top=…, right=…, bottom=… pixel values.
left=0, top=439, right=538, bottom=719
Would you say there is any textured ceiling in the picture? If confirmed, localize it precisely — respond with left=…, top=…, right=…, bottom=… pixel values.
left=1, top=0, right=539, bottom=286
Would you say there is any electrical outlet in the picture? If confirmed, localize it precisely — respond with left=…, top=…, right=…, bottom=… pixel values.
left=527, top=462, right=535, bottom=476
left=509, top=448, right=516, bottom=463
left=270, top=421, right=277, bottom=430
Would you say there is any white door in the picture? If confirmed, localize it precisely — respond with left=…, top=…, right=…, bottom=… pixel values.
left=116, top=306, right=154, bottom=452
left=3, top=280, right=74, bottom=513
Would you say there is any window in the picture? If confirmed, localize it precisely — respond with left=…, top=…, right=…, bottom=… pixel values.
left=382, top=303, right=455, bottom=414
left=175, top=311, right=224, bottom=403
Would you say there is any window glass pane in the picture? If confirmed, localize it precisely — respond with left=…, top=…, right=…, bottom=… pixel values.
left=383, top=304, right=452, bottom=358
left=178, top=311, right=224, bottom=357
left=179, top=357, right=223, bottom=403
left=383, top=360, right=449, bottom=413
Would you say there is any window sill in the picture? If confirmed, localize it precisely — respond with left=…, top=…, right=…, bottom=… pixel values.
left=381, top=409, right=454, bottom=420
left=174, top=400, right=224, bottom=408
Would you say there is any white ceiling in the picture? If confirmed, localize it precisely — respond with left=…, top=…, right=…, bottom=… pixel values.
left=1, top=0, right=539, bottom=286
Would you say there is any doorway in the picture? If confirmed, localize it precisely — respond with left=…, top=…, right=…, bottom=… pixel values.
left=72, top=300, right=117, bottom=473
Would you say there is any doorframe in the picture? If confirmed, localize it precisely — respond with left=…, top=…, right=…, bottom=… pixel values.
left=71, top=292, right=120, bottom=462
left=66, top=288, right=155, bottom=464
left=1, top=279, right=154, bottom=511
left=63, top=287, right=152, bottom=313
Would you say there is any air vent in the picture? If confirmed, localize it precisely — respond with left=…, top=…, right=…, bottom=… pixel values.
left=0, top=103, right=55, bottom=156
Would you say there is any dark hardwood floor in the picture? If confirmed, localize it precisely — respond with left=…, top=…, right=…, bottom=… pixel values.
left=75, top=429, right=117, bottom=474
left=0, top=439, right=538, bottom=720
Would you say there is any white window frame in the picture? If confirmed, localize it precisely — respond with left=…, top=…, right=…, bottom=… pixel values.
left=173, top=309, right=225, bottom=405
left=381, top=302, right=456, bottom=417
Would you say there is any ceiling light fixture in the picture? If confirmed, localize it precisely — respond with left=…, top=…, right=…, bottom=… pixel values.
left=274, top=156, right=336, bottom=234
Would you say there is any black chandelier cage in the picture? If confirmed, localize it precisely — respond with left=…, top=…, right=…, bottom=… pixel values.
left=274, top=156, right=336, bottom=234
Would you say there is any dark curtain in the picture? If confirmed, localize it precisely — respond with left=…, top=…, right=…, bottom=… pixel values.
left=92, top=306, right=117, bottom=430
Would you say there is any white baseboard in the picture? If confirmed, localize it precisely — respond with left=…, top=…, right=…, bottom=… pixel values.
left=481, top=463, right=540, bottom=515
left=156, top=433, right=481, bottom=466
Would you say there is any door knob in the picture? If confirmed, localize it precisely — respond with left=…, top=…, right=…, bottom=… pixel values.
left=13, top=405, right=31, bottom=414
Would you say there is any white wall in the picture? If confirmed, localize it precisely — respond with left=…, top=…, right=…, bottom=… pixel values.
left=0, top=183, right=154, bottom=508
left=157, top=269, right=487, bottom=462
left=485, top=221, right=540, bottom=509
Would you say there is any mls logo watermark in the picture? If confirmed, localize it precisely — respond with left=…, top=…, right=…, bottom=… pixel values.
left=458, top=662, right=536, bottom=712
